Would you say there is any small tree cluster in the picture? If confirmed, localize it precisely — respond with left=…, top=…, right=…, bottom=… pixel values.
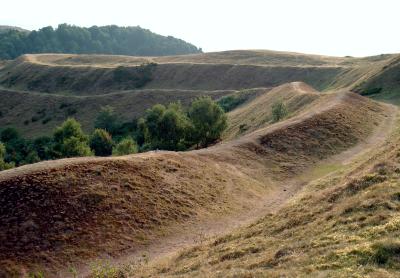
left=139, top=97, right=227, bottom=150
left=0, top=97, right=227, bottom=171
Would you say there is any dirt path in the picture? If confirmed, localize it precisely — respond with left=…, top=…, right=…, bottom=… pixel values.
left=66, top=101, right=398, bottom=277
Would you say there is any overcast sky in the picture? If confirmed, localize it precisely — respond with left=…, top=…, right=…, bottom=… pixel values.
left=2, top=0, right=400, bottom=57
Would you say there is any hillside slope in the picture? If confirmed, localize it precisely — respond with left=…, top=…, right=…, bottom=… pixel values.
left=0, top=84, right=393, bottom=276
left=0, top=87, right=234, bottom=138
left=224, top=82, right=319, bottom=140
left=1, top=50, right=398, bottom=95
left=140, top=104, right=400, bottom=278
left=1, top=50, right=400, bottom=139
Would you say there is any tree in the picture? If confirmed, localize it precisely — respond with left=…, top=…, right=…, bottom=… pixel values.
left=33, top=136, right=55, bottom=160
left=271, top=100, right=288, bottom=122
left=141, top=102, right=190, bottom=150
left=90, top=129, right=113, bottom=156
left=94, top=106, right=120, bottom=135
left=113, top=137, right=138, bottom=156
left=53, top=118, right=92, bottom=158
left=188, top=97, right=227, bottom=148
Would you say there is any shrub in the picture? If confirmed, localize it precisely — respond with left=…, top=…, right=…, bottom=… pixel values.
left=0, top=127, right=19, bottom=143
left=141, top=102, right=191, bottom=150
left=188, top=97, right=227, bottom=147
left=61, top=137, right=92, bottom=157
left=53, top=118, right=91, bottom=158
left=113, top=137, right=138, bottom=156
left=94, top=106, right=120, bottom=135
left=271, top=100, right=288, bottom=122
left=217, top=93, right=248, bottom=112
left=90, top=129, right=113, bottom=156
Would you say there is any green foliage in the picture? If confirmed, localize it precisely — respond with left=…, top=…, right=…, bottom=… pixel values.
left=0, top=24, right=201, bottom=59
left=113, top=137, right=138, bottom=156
left=0, top=142, right=14, bottom=170
left=53, top=118, right=91, bottom=158
left=271, top=100, right=288, bottom=122
left=217, top=94, right=248, bottom=112
left=33, top=136, right=55, bottom=160
left=0, top=97, right=228, bottom=169
left=0, top=128, right=37, bottom=166
left=94, top=106, right=120, bottom=135
left=90, top=129, right=113, bottom=156
left=141, top=102, right=191, bottom=150
left=188, top=97, right=228, bottom=147
left=0, top=127, right=19, bottom=143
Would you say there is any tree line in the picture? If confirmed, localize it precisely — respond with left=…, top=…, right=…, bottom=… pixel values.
left=0, top=24, right=202, bottom=59
left=0, top=97, right=226, bottom=170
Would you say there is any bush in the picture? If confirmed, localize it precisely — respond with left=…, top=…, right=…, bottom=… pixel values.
left=141, top=102, right=191, bottom=150
left=53, top=118, right=92, bottom=158
left=271, top=100, right=288, bottom=122
left=90, top=129, right=113, bottom=156
left=0, top=127, right=19, bottom=143
left=113, top=137, right=138, bottom=156
left=94, top=106, right=121, bottom=135
left=188, top=97, right=227, bottom=147
left=217, top=94, right=248, bottom=112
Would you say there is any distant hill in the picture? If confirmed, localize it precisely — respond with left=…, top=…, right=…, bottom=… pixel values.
left=0, top=24, right=202, bottom=59
left=0, top=25, right=29, bottom=34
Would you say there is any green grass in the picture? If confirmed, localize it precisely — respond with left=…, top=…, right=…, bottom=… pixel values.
left=371, top=90, right=400, bottom=106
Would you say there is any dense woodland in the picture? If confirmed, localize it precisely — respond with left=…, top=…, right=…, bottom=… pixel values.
left=0, top=24, right=202, bottom=59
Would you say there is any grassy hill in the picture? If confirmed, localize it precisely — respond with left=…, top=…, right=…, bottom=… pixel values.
left=0, top=83, right=394, bottom=276
left=0, top=25, right=29, bottom=34
left=138, top=105, right=400, bottom=278
left=1, top=50, right=400, bottom=139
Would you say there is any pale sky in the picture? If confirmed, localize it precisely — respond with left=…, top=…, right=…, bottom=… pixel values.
left=2, top=0, right=400, bottom=57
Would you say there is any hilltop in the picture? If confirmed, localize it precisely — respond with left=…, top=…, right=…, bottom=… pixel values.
left=0, top=25, right=29, bottom=34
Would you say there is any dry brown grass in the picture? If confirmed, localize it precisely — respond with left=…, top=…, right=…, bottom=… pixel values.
left=0, top=87, right=232, bottom=138
left=137, top=115, right=400, bottom=278
left=1, top=50, right=399, bottom=138
left=224, top=82, right=319, bottom=140
left=0, top=84, right=391, bottom=276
